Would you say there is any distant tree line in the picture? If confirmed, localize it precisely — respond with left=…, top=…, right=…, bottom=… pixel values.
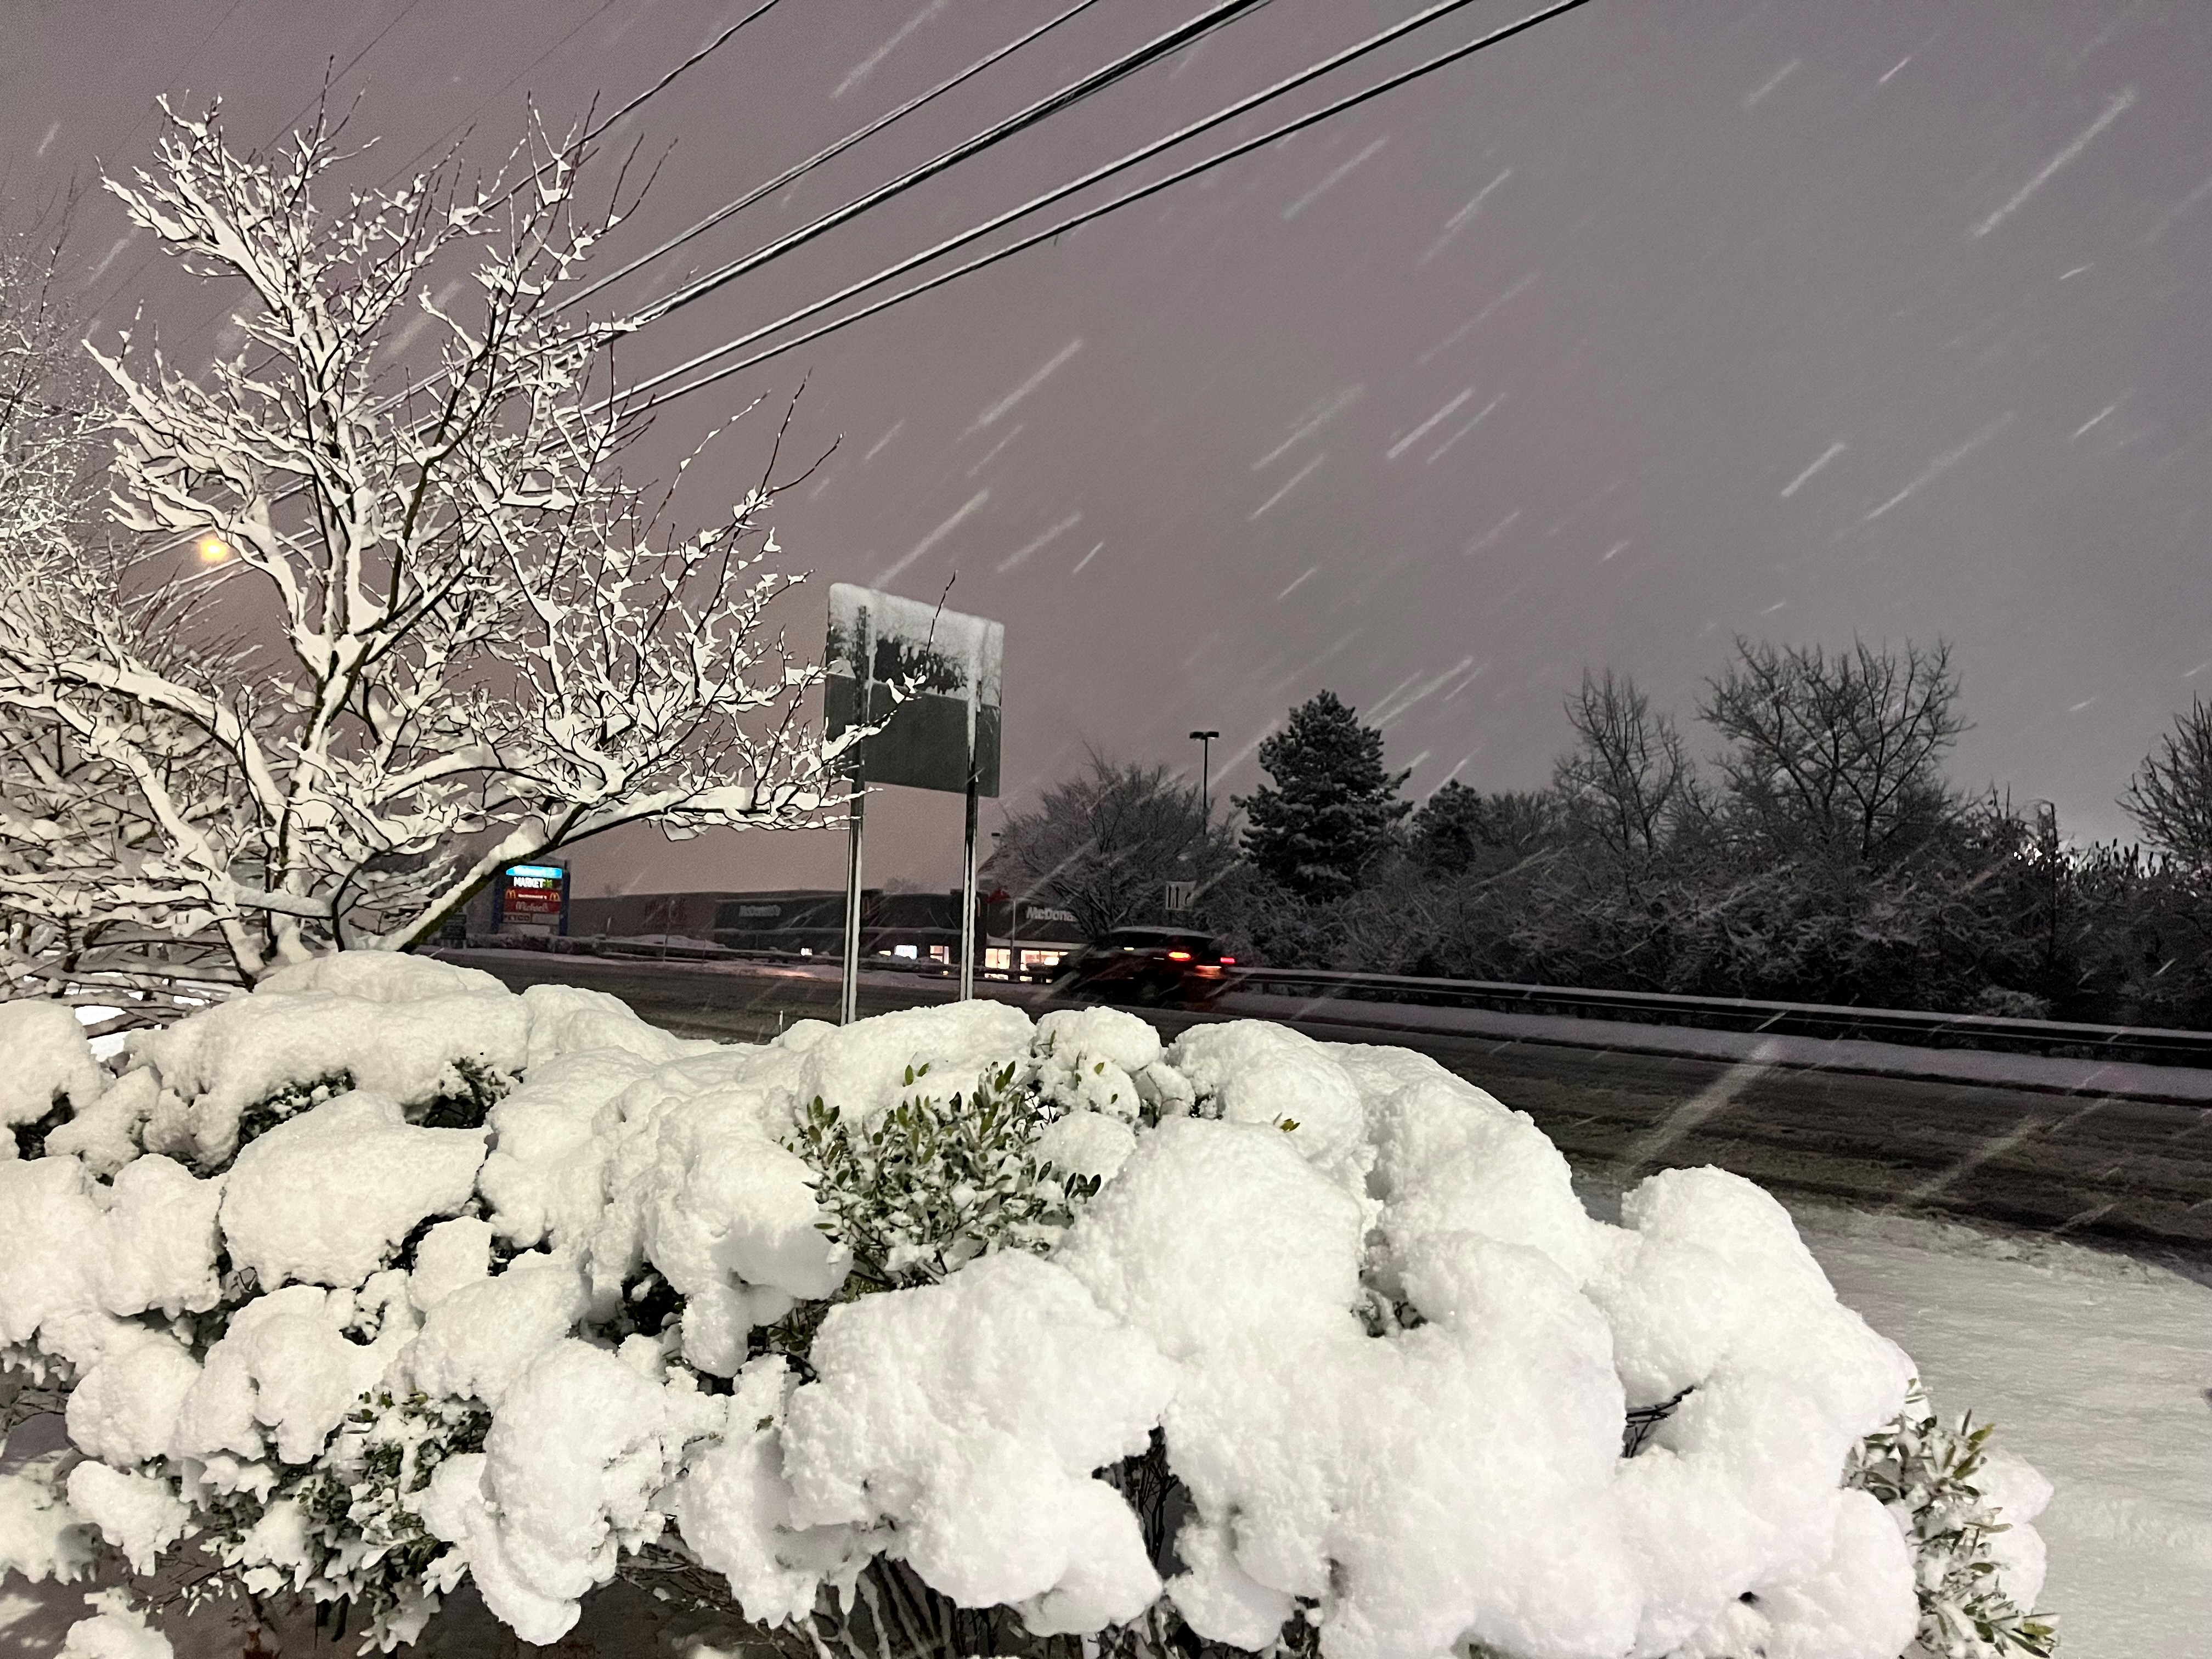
left=991, top=639, right=2212, bottom=1028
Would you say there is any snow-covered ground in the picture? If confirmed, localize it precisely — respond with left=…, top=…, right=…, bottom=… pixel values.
left=1788, top=1203, right=2212, bottom=1659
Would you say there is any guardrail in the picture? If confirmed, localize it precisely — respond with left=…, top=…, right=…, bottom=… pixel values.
left=450, top=935, right=2212, bottom=1069
left=451, top=934, right=1059, bottom=983
left=1229, top=967, right=2212, bottom=1069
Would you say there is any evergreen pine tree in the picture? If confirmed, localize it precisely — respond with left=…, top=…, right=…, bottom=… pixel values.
left=1238, top=690, right=1410, bottom=898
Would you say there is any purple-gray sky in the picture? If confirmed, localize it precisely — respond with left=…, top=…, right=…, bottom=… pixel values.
left=7, top=1, right=2209, bottom=897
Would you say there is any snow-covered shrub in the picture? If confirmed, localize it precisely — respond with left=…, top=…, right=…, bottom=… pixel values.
left=1848, top=1389, right=2057, bottom=1658
left=0, top=962, right=2054, bottom=1659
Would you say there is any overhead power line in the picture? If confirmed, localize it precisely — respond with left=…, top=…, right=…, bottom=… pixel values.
left=623, top=0, right=1593, bottom=415
left=616, top=0, right=1276, bottom=328
left=131, top=0, right=1273, bottom=557
left=563, top=0, right=1111, bottom=314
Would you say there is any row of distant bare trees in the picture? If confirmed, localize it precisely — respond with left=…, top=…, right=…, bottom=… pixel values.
left=989, top=640, right=2212, bottom=1026
left=1224, top=642, right=2212, bottom=1026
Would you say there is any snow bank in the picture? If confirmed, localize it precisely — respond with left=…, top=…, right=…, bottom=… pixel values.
left=0, top=962, right=2048, bottom=1659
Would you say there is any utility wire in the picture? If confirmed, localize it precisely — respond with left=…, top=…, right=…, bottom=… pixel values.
left=622, top=0, right=1589, bottom=413
left=131, top=0, right=1267, bottom=551
left=631, top=0, right=1592, bottom=416
left=617, top=0, right=1276, bottom=329
left=562, top=0, right=1111, bottom=315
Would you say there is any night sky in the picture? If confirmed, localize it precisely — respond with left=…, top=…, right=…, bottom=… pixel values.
left=7, top=1, right=2209, bottom=898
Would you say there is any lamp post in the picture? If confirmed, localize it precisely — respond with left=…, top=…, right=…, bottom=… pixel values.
left=991, top=830, right=1017, bottom=980
left=1189, top=730, right=1221, bottom=824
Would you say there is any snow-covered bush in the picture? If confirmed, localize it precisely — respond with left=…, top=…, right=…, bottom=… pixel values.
left=0, top=963, right=2055, bottom=1658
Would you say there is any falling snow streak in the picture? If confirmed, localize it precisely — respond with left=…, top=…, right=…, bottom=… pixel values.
left=1282, top=136, right=1389, bottom=220
left=1779, top=440, right=1848, bottom=498
left=1070, top=541, right=1102, bottom=574
left=863, top=419, right=905, bottom=462
left=1861, top=414, right=2014, bottom=520
left=1417, top=271, right=1539, bottom=363
left=967, top=422, right=1026, bottom=477
left=1743, top=59, right=1800, bottom=108
left=1877, top=55, right=1912, bottom=85
left=1416, top=169, right=1511, bottom=266
left=1252, top=386, right=1363, bottom=470
left=876, top=489, right=989, bottom=586
left=1425, top=394, right=1503, bottom=464
left=1275, top=565, right=1319, bottom=601
left=834, top=0, right=950, bottom=98
left=1249, top=452, right=1326, bottom=520
left=1464, top=510, right=1520, bottom=555
left=1374, top=656, right=1477, bottom=724
left=1896, top=1114, right=2056, bottom=1209
left=995, top=512, right=1082, bottom=573
left=1386, top=389, right=1475, bottom=460
left=1616, top=1044, right=1786, bottom=1180
left=1971, top=87, right=2137, bottom=238
left=2142, top=171, right=2212, bottom=244
left=963, top=338, right=1082, bottom=437
left=2072, top=403, right=2120, bottom=440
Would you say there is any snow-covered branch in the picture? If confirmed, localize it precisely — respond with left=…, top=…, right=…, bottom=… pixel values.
left=0, top=105, right=850, bottom=1008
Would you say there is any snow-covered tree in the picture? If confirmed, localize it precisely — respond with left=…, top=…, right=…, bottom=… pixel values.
left=986, top=755, right=1235, bottom=940
left=0, top=104, right=853, bottom=1019
left=0, top=972, right=2056, bottom=1658
left=1702, top=638, right=1966, bottom=868
left=1238, top=691, right=1410, bottom=900
left=2121, top=696, right=2212, bottom=870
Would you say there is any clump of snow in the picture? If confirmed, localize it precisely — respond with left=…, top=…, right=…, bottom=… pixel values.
left=65, top=1335, right=201, bottom=1467
left=64, top=1463, right=188, bottom=1575
left=1035, top=1006, right=1159, bottom=1121
left=132, top=953, right=529, bottom=1164
left=59, top=1590, right=173, bottom=1658
left=218, top=1093, right=486, bottom=1288
left=432, top=1339, right=719, bottom=1644
left=407, top=1251, right=588, bottom=1407
left=44, top=1070, right=159, bottom=1177
left=1167, top=1021, right=1368, bottom=1172
left=0, top=1154, right=224, bottom=1372
left=1976, top=1445, right=2054, bottom=1610
left=0, top=1450, right=94, bottom=1585
left=0, top=1000, right=107, bottom=1149
left=787, top=998, right=1034, bottom=1127
left=785, top=1250, right=1176, bottom=1631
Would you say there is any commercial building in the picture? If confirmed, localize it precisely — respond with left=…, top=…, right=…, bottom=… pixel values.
left=552, top=887, right=1081, bottom=971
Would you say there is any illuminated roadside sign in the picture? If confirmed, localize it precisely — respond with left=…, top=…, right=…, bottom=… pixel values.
left=495, top=864, right=568, bottom=932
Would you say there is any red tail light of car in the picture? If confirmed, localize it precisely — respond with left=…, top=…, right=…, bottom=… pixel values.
left=1167, top=950, right=1193, bottom=961
left=1219, top=955, right=1237, bottom=965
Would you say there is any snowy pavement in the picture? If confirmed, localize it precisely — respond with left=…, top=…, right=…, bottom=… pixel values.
left=1790, top=1203, right=2212, bottom=1659
left=1220, top=987, right=2212, bottom=1104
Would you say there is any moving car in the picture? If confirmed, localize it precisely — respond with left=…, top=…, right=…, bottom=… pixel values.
left=1051, top=927, right=1240, bottom=1007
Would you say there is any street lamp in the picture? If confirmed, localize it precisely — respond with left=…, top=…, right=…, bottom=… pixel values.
left=1189, top=730, right=1220, bottom=823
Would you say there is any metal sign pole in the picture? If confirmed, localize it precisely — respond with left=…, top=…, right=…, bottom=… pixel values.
left=959, top=770, right=979, bottom=1001
left=840, top=786, right=866, bottom=1025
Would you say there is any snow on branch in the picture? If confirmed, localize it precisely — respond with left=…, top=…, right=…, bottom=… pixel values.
left=0, top=105, right=851, bottom=1010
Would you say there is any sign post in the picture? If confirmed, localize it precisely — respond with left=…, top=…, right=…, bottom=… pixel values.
left=824, top=585, right=1003, bottom=1022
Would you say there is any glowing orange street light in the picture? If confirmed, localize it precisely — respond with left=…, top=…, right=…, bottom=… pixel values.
left=198, top=537, right=231, bottom=563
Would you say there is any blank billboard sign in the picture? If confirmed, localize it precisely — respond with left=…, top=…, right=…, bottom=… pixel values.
left=823, top=584, right=1003, bottom=797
